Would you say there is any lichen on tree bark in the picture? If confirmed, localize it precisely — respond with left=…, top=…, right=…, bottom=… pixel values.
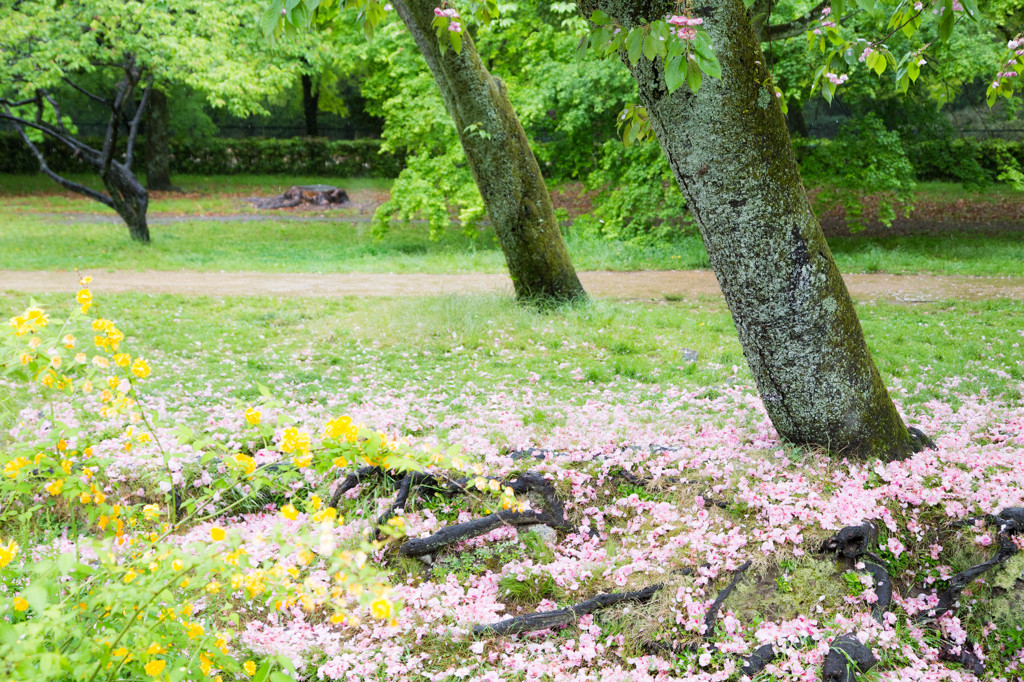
left=579, top=0, right=917, bottom=460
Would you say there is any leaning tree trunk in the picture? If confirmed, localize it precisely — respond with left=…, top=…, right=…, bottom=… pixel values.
left=580, top=0, right=917, bottom=460
left=144, top=88, right=175, bottom=191
left=390, top=0, right=586, bottom=303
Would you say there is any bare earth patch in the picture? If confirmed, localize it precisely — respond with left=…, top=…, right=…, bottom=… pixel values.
left=1, top=269, right=1022, bottom=302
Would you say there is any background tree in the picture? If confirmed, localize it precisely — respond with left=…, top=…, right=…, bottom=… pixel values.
left=0, top=0, right=300, bottom=242
left=274, top=0, right=587, bottom=303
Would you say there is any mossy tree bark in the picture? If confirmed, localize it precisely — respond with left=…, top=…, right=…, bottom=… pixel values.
left=580, top=0, right=918, bottom=460
left=390, top=0, right=586, bottom=303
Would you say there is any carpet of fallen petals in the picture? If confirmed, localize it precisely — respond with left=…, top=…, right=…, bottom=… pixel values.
left=6, top=363, right=1023, bottom=681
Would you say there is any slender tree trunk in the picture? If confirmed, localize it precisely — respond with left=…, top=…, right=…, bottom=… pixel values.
left=581, top=0, right=922, bottom=460
left=145, top=88, right=176, bottom=191
left=301, top=74, right=320, bottom=137
left=390, top=0, right=586, bottom=303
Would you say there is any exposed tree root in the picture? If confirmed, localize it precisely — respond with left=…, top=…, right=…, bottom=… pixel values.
left=927, top=507, right=1022, bottom=620
left=473, top=585, right=663, bottom=636
left=907, top=426, right=937, bottom=453
left=328, top=466, right=385, bottom=509
left=702, top=560, right=751, bottom=637
left=822, top=633, right=878, bottom=682
left=399, top=508, right=568, bottom=557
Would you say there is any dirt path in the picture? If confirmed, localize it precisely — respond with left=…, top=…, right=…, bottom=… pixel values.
left=2, top=269, right=1023, bottom=302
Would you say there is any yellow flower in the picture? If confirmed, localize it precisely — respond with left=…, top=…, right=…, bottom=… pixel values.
left=281, top=504, right=298, bottom=521
left=13, top=596, right=29, bottom=612
left=210, top=527, right=226, bottom=542
left=144, top=659, right=166, bottom=677
left=243, top=660, right=257, bottom=676
left=44, top=479, right=64, bottom=496
left=143, top=504, right=161, bottom=521
left=50, top=355, right=62, bottom=369
left=131, top=358, right=151, bottom=379
left=92, top=355, right=110, bottom=369
left=146, top=642, right=166, bottom=655
left=332, top=456, right=348, bottom=469
left=244, top=408, right=261, bottom=425
left=79, top=492, right=92, bottom=504
left=292, top=453, right=312, bottom=468
left=370, top=597, right=393, bottom=620
left=309, top=495, right=322, bottom=511
left=183, top=621, right=204, bottom=639
left=200, top=653, right=213, bottom=676
left=63, top=333, right=76, bottom=349
left=0, top=539, right=20, bottom=568
left=206, top=581, right=221, bottom=594
left=233, top=453, right=256, bottom=477
left=112, top=647, right=129, bottom=657
left=94, top=492, right=106, bottom=504
left=76, top=289, right=93, bottom=314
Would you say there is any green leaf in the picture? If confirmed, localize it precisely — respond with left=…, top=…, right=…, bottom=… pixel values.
left=254, top=662, right=272, bottom=682
left=937, top=1, right=954, bottom=41
left=697, top=53, right=722, bottom=79
left=856, top=0, right=875, bottom=9
left=590, top=10, right=611, bottom=25
left=626, top=28, right=643, bottom=66
left=642, top=33, right=659, bottom=61
left=685, top=61, right=703, bottom=92
left=450, top=30, right=462, bottom=54
left=665, top=55, right=684, bottom=92
left=260, top=4, right=281, bottom=37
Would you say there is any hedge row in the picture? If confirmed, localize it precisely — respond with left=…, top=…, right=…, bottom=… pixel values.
left=0, top=134, right=404, bottom=178
left=794, top=135, right=1024, bottom=185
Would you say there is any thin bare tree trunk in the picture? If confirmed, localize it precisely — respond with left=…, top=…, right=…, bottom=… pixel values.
left=390, top=0, right=586, bottom=303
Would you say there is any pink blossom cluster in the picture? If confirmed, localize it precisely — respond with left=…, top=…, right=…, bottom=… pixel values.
left=434, top=6, right=461, bottom=32
left=825, top=72, right=849, bottom=85
left=667, top=14, right=703, bottom=41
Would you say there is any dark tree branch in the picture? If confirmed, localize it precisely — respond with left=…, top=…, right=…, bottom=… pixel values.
left=124, top=77, right=152, bottom=171
left=756, top=0, right=829, bottom=42
left=62, top=78, right=110, bottom=106
left=0, top=112, right=102, bottom=162
left=1, top=109, right=114, bottom=208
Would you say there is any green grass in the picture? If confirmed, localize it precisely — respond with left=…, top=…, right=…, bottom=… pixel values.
left=0, top=174, right=1021, bottom=275
left=1, top=293, right=1019, bottom=422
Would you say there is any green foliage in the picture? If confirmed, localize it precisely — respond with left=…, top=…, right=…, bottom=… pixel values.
left=575, top=141, right=693, bottom=243
left=799, top=114, right=916, bottom=232
left=0, top=134, right=401, bottom=177
left=0, top=0, right=298, bottom=118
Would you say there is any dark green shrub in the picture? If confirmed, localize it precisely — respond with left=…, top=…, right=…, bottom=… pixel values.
left=575, top=140, right=693, bottom=243
left=0, top=133, right=403, bottom=177
left=799, top=114, right=916, bottom=232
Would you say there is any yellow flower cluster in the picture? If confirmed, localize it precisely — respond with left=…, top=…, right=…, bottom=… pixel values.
left=92, top=318, right=125, bottom=352
left=280, top=427, right=312, bottom=467
left=244, top=407, right=261, bottom=425
left=8, top=306, right=48, bottom=337
left=4, top=456, right=29, bottom=479
left=323, top=415, right=358, bottom=442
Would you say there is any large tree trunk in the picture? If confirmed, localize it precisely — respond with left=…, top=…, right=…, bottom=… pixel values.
left=581, top=0, right=920, bottom=460
left=102, top=161, right=150, bottom=243
left=145, top=88, right=176, bottom=191
left=301, top=73, right=320, bottom=137
left=389, top=0, right=586, bottom=303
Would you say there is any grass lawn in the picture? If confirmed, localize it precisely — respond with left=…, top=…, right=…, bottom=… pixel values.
left=0, top=173, right=1021, bottom=276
